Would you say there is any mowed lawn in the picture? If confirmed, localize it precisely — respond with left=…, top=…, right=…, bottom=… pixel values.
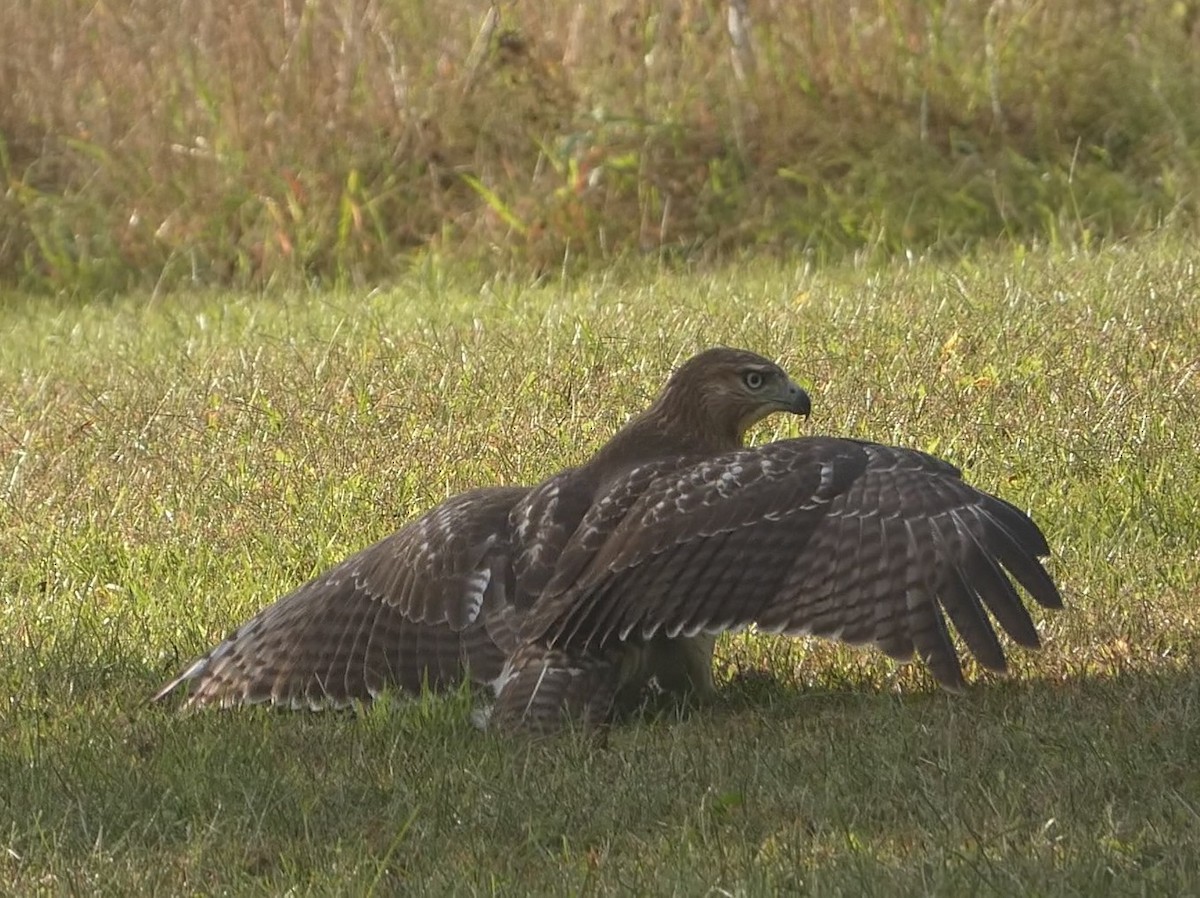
left=2, top=237, right=1198, bottom=895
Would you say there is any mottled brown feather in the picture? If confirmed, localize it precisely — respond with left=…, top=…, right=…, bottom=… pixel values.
left=153, top=486, right=526, bottom=709
left=521, top=439, right=1062, bottom=695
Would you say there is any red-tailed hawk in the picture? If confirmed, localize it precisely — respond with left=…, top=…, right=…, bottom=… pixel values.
left=154, top=347, right=1063, bottom=731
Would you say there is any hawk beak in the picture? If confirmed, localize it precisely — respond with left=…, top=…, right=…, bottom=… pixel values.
left=785, top=380, right=812, bottom=418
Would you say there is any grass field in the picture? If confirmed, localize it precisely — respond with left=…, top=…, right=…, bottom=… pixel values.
left=2, top=234, right=1199, bottom=894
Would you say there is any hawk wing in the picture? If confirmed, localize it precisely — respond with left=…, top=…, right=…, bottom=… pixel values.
left=521, top=437, right=1063, bottom=692
left=153, top=486, right=528, bottom=709
left=510, top=457, right=705, bottom=601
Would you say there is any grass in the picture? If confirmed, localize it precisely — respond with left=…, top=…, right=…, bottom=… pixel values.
left=4, top=0, right=1200, bottom=292
left=2, top=232, right=1199, bottom=893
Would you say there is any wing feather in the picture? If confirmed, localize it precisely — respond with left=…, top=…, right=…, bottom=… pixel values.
left=523, top=437, right=1059, bottom=690
left=527, top=438, right=865, bottom=643
left=958, top=514, right=1042, bottom=649
left=903, top=518, right=966, bottom=690
left=979, top=503, right=1064, bottom=610
left=929, top=518, right=1008, bottom=671
left=153, top=486, right=527, bottom=708
left=632, top=531, right=722, bottom=640
left=870, top=515, right=916, bottom=662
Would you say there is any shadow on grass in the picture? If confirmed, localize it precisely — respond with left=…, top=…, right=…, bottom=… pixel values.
left=2, top=664, right=1197, bottom=891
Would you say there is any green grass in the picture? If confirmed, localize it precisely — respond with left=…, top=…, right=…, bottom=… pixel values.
left=2, top=234, right=1199, bottom=894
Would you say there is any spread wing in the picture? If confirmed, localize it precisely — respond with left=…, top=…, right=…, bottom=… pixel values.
left=522, top=437, right=1063, bottom=691
left=153, top=486, right=528, bottom=709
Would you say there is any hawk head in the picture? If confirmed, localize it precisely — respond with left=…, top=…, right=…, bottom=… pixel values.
left=659, top=347, right=811, bottom=446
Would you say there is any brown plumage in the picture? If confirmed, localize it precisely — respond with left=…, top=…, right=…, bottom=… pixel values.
left=153, top=347, right=1063, bottom=732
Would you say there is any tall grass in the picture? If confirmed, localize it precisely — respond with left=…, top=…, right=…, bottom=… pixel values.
left=3, top=0, right=1200, bottom=293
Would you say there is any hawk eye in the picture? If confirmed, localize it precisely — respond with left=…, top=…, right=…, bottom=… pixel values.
left=743, top=370, right=766, bottom=390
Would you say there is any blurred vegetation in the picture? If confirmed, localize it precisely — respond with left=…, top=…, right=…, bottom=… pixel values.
left=2, top=0, right=1200, bottom=294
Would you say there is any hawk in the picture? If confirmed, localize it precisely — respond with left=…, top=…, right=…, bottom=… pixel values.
left=154, top=347, right=1063, bottom=731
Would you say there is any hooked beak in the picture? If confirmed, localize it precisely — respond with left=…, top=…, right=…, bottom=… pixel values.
left=783, top=379, right=811, bottom=418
